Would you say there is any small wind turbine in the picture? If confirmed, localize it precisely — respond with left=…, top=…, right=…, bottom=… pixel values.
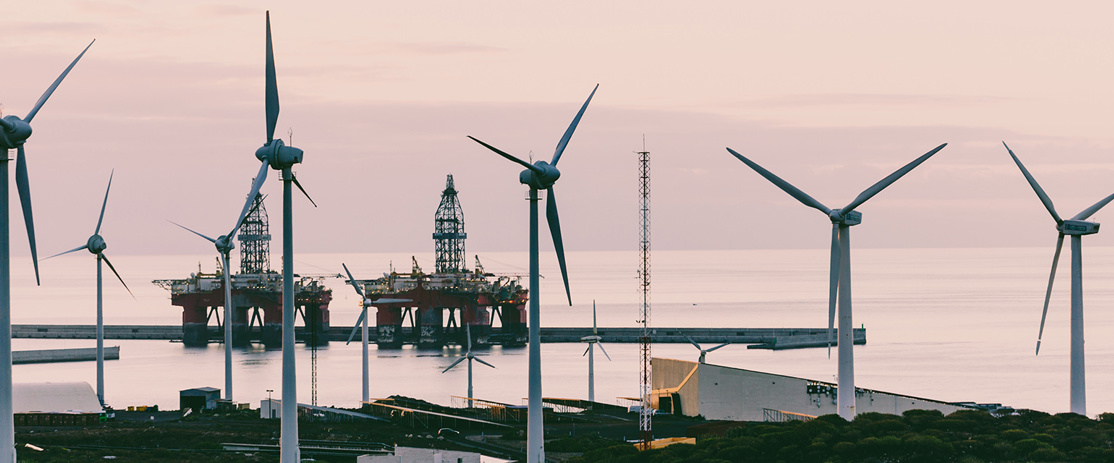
left=341, top=263, right=372, bottom=404
left=442, top=324, right=495, bottom=408
left=171, top=192, right=266, bottom=402
left=726, top=142, right=946, bottom=420
left=683, top=335, right=728, bottom=364
left=468, top=84, right=597, bottom=463
left=0, top=39, right=93, bottom=461
left=251, top=12, right=315, bottom=463
left=47, top=171, right=133, bottom=407
left=1004, top=142, right=1114, bottom=416
left=580, top=300, right=610, bottom=403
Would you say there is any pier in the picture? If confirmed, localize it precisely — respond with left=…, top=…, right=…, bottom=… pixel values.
left=11, top=325, right=865, bottom=349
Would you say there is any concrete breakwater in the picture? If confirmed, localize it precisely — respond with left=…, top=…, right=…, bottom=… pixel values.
left=12, top=325, right=864, bottom=349
left=13, top=346, right=120, bottom=364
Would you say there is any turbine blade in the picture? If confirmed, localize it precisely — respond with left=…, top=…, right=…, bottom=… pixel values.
left=546, top=187, right=572, bottom=306
left=100, top=254, right=134, bottom=299
left=1072, top=192, right=1114, bottom=221
left=726, top=147, right=831, bottom=215
left=465, top=324, right=473, bottom=352
left=467, top=136, right=543, bottom=175
left=683, top=334, right=701, bottom=350
left=592, top=300, right=598, bottom=335
left=291, top=173, right=317, bottom=207
left=828, top=224, right=840, bottom=358
left=265, top=11, right=279, bottom=143
left=597, top=343, right=611, bottom=361
left=45, top=244, right=88, bottom=260
left=475, top=357, right=496, bottom=369
left=15, top=146, right=40, bottom=285
left=442, top=357, right=466, bottom=373
left=842, top=143, right=947, bottom=213
left=94, top=170, right=113, bottom=235
left=583, top=345, right=591, bottom=356
left=1036, top=233, right=1064, bottom=355
left=707, top=342, right=730, bottom=352
left=229, top=162, right=270, bottom=237
left=346, top=308, right=367, bottom=345
left=25, top=39, right=95, bottom=123
left=1004, top=142, right=1062, bottom=224
left=551, top=83, right=598, bottom=166
left=341, top=263, right=367, bottom=298
left=169, top=221, right=218, bottom=244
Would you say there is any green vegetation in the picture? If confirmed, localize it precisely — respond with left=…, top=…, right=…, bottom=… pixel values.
left=569, top=410, right=1114, bottom=462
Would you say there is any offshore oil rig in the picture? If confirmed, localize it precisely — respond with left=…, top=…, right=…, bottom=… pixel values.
left=153, top=194, right=335, bottom=348
left=350, top=174, right=529, bottom=348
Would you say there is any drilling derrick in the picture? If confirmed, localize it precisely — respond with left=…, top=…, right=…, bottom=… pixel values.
left=238, top=192, right=271, bottom=274
left=433, top=174, right=467, bottom=274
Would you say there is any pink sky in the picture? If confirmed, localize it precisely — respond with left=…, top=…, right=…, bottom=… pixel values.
left=3, top=1, right=1114, bottom=256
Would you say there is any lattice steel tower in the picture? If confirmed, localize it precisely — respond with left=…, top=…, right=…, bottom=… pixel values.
left=237, top=192, right=271, bottom=274
left=433, top=174, right=467, bottom=273
left=637, top=140, right=652, bottom=449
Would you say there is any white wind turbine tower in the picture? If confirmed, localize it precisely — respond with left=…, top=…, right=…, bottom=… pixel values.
left=0, top=39, right=93, bottom=461
left=1004, top=142, right=1114, bottom=416
left=468, top=84, right=597, bottom=463
left=47, top=171, right=133, bottom=407
left=580, top=300, right=610, bottom=403
left=442, top=324, right=495, bottom=408
left=171, top=192, right=267, bottom=402
left=726, top=143, right=946, bottom=420
left=683, top=335, right=728, bottom=364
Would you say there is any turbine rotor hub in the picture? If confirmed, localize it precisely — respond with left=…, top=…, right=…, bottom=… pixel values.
left=87, top=234, right=106, bottom=254
left=519, top=161, right=560, bottom=190
left=0, top=116, right=31, bottom=149
left=215, top=235, right=234, bottom=254
left=255, top=138, right=304, bottom=170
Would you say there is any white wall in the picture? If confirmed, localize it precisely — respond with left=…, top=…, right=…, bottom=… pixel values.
left=655, top=358, right=971, bottom=421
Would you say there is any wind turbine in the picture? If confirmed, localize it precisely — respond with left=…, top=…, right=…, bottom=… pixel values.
left=341, top=263, right=372, bottom=404
left=0, top=39, right=92, bottom=462
left=47, top=171, right=133, bottom=407
left=468, top=84, right=597, bottom=463
left=1004, top=142, right=1114, bottom=416
left=726, top=142, right=946, bottom=420
left=251, top=12, right=315, bottom=463
left=442, top=324, right=495, bottom=408
left=170, top=191, right=267, bottom=403
left=580, top=300, right=610, bottom=403
left=683, top=335, right=728, bottom=364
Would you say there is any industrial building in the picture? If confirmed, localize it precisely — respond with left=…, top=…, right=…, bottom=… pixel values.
left=12, top=382, right=104, bottom=426
left=652, top=358, right=975, bottom=421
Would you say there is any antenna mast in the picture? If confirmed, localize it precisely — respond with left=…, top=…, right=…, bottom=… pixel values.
left=637, top=137, right=652, bottom=449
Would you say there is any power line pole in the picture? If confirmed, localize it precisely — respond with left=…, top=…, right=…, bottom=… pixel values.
left=637, top=137, right=652, bottom=449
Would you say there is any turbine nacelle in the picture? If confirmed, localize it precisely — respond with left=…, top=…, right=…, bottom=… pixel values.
left=0, top=116, right=32, bottom=149
left=580, top=335, right=601, bottom=343
left=1059, top=220, right=1099, bottom=236
left=830, top=209, right=862, bottom=226
left=255, top=139, right=303, bottom=170
left=86, top=234, right=106, bottom=254
left=519, top=161, right=560, bottom=190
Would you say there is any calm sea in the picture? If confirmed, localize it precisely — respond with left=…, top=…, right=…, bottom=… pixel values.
left=10, top=247, right=1114, bottom=416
